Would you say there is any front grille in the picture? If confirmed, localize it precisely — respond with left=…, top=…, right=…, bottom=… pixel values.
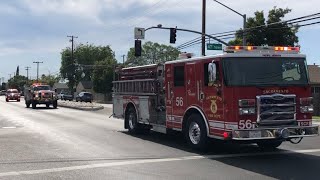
left=43, top=93, right=50, bottom=98
left=257, top=94, right=296, bottom=125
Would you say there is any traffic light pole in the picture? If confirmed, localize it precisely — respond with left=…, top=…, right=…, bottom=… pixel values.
left=212, top=0, right=246, bottom=46
left=145, top=26, right=228, bottom=45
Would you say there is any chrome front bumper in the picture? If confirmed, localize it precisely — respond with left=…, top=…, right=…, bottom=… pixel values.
left=232, top=125, right=319, bottom=140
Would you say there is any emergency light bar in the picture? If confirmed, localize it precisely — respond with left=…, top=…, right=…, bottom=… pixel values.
left=224, top=46, right=300, bottom=53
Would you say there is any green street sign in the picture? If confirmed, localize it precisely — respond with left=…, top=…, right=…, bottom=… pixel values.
left=207, top=43, right=222, bottom=50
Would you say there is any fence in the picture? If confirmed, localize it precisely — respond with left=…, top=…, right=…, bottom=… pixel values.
left=93, top=93, right=112, bottom=103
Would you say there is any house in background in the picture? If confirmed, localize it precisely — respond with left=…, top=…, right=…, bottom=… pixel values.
left=308, top=64, right=320, bottom=115
left=76, top=81, right=93, bottom=95
left=53, top=83, right=68, bottom=94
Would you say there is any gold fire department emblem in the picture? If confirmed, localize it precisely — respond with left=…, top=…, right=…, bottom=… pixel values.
left=210, top=100, right=217, bottom=114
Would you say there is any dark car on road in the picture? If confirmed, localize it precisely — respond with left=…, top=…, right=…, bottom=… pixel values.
left=75, top=92, right=92, bottom=103
left=62, top=92, right=74, bottom=101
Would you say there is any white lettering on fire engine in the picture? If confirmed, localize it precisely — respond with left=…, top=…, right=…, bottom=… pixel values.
left=175, top=97, right=183, bottom=106
left=239, top=120, right=255, bottom=129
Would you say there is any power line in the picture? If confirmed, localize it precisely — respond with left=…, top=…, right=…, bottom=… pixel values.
left=177, top=12, right=320, bottom=49
left=177, top=13, right=320, bottom=50
left=177, top=20, right=319, bottom=50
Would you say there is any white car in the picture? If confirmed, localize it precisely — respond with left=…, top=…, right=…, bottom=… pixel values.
left=57, top=92, right=64, bottom=100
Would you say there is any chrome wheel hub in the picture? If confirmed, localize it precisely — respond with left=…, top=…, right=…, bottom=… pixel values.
left=128, top=113, right=135, bottom=129
left=189, top=122, right=201, bottom=145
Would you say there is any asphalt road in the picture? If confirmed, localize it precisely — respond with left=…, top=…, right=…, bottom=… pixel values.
left=0, top=97, right=320, bottom=180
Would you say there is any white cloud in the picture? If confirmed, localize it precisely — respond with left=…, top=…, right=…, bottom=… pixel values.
left=0, top=0, right=319, bottom=77
left=22, top=0, right=104, bottom=24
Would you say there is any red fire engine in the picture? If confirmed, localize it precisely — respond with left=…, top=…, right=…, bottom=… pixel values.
left=113, top=46, right=319, bottom=150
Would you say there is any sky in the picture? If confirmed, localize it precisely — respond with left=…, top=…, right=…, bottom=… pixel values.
left=0, top=0, right=319, bottom=82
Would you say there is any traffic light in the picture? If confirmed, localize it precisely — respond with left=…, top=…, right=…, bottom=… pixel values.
left=135, top=40, right=142, bottom=57
left=170, top=28, right=177, bottom=44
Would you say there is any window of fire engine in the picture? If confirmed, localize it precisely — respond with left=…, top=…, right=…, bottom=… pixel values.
left=33, top=86, right=50, bottom=91
left=204, top=63, right=219, bottom=86
left=223, top=57, right=308, bottom=86
left=174, top=66, right=185, bottom=87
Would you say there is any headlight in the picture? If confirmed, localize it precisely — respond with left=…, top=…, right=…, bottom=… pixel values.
left=239, top=108, right=256, bottom=115
left=300, top=105, right=314, bottom=113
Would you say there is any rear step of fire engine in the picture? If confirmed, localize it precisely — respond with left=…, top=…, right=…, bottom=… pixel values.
left=151, top=124, right=167, bottom=134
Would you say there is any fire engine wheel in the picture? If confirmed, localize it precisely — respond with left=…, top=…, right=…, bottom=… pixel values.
left=32, top=102, right=37, bottom=109
left=257, top=140, right=282, bottom=150
left=53, top=101, right=58, bottom=109
left=127, top=108, right=139, bottom=134
left=185, top=114, right=208, bottom=150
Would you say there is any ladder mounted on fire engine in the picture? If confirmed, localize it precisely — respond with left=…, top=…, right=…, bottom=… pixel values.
left=113, top=64, right=164, bottom=96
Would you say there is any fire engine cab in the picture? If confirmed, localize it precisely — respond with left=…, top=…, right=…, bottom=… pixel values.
left=113, top=46, right=319, bottom=150
left=24, top=83, right=58, bottom=109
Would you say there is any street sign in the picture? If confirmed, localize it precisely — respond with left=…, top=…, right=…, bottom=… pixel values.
left=207, top=43, right=222, bottom=50
left=134, top=27, right=145, bottom=39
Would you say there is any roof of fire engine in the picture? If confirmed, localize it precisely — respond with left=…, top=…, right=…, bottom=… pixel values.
left=165, top=46, right=306, bottom=65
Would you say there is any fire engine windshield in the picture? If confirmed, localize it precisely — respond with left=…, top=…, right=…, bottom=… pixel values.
left=34, top=86, right=50, bottom=91
left=222, top=57, right=309, bottom=86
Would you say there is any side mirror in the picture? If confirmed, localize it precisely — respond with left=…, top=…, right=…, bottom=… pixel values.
left=208, top=63, right=217, bottom=85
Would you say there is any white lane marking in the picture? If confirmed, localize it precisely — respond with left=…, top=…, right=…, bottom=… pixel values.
left=1, top=127, right=17, bottom=129
left=0, top=149, right=320, bottom=177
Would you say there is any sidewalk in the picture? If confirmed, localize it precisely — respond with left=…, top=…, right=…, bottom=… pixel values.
left=58, top=100, right=104, bottom=111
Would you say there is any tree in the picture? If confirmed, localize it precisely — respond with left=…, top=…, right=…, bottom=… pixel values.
left=7, top=75, right=28, bottom=91
left=92, top=58, right=117, bottom=94
left=229, top=7, right=299, bottom=46
left=126, top=41, right=180, bottom=67
left=40, top=74, right=60, bottom=87
left=60, top=44, right=115, bottom=91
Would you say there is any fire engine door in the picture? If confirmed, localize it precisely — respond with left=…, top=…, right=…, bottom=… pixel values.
left=170, top=65, right=186, bottom=125
left=202, top=62, right=224, bottom=122
left=186, top=63, right=198, bottom=106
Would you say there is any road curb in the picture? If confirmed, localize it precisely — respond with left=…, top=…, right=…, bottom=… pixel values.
left=58, top=103, right=104, bottom=111
left=313, top=121, right=320, bottom=125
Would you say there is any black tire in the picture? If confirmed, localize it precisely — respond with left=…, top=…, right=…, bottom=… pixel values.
left=6, top=99, right=8, bottom=102
left=26, top=102, right=30, bottom=108
left=46, top=104, right=50, bottom=108
left=126, top=107, right=140, bottom=134
left=53, top=100, right=58, bottom=109
left=185, top=114, right=208, bottom=150
left=257, top=140, right=282, bottom=150
left=17, top=99, right=20, bottom=102
left=32, top=102, right=36, bottom=109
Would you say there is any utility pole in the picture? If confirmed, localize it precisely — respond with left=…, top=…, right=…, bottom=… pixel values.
left=67, top=35, right=78, bottom=64
left=33, top=61, right=43, bottom=83
left=9, top=74, right=11, bottom=79
left=25, top=66, right=31, bottom=84
left=121, top=55, right=126, bottom=65
left=202, top=0, right=206, bottom=56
